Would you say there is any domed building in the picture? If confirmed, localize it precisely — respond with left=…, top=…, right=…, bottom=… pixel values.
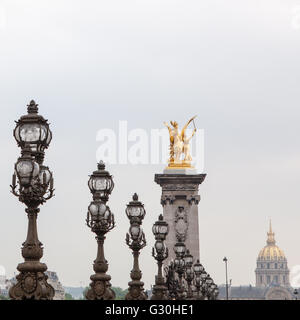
left=218, top=221, right=294, bottom=300
left=255, top=221, right=290, bottom=288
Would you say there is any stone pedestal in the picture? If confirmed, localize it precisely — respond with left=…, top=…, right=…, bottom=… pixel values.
left=154, top=172, right=206, bottom=265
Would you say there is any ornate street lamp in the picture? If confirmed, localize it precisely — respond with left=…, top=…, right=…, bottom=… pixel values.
left=183, top=250, right=194, bottom=299
left=85, top=161, right=115, bottom=300
left=9, top=100, right=55, bottom=300
left=193, top=259, right=205, bottom=300
left=194, top=274, right=202, bottom=300
left=174, top=241, right=186, bottom=258
left=208, top=282, right=218, bottom=300
left=294, top=288, right=298, bottom=300
left=201, top=273, right=214, bottom=300
left=125, top=193, right=147, bottom=300
left=151, top=214, right=169, bottom=300
left=165, top=261, right=179, bottom=300
left=200, top=270, right=208, bottom=299
left=174, top=241, right=186, bottom=300
left=213, top=286, right=219, bottom=300
left=223, top=256, right=229, bottom=300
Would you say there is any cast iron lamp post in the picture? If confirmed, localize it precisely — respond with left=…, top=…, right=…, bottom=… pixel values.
left=9, top=100, right=55, bottom=300
left=174, top=241, right=186, bottom=300
left=208, top=282, right=218, bottom=300
left=213, top=286, right=219, bottom=300
left=294, top=288, right=298, bottom=300
left=125, top=193, right=147, bottom=300
left=165, top=261, right=179, bottom=300
left=151, top=214, right=169, bottom=300
left=183, top=249, right=194, bottom=299
left=223, top=256, right=229, bottom=300
left=204, top=274, right=214, bottom=300
left=193, top=259, right=205, bottom=300
left=85, top=161, right=115, bottom=300
left=200, top=270, right=208, bottom=299
left=194, top=273, right=202, bottom=300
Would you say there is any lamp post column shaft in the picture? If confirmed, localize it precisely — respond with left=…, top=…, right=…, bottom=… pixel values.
left=225, top=260, right=229, bottom=300
left=22, top=208, right=43, bottom=260
left=26, top=210, right=38, bottom=244
left=132, top=251, right=141, bottom=278
left=126, top=249, right=147, bottom=300
left=93, top=236, right=108, bottom=273
left=157, top=261, right=163, bottom=281
left=187, top=280, right=193, bottom=299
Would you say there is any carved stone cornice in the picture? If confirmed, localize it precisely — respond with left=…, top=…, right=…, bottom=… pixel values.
left=155, top=174, right=206, bottom=192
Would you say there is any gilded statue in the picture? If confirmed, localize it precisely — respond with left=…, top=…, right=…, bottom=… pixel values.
left=164, top=116, right=197, bottom=168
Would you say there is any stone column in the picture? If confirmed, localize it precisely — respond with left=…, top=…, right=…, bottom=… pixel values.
left=154, top=172, right=206, bottom=265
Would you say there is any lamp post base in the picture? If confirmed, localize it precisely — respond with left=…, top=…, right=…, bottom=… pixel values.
left=9, top=264, right=54, bottom=300
left=9, top=209, right=55, bottom=300
left=125, top=280, right=147, bottom=300
left=86, top=273, right=115, bottom=300
left=151, top=284, right=168, bottom=300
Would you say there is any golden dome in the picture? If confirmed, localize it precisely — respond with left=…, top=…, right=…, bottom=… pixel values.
left=257, top=221, right=286, bottom=260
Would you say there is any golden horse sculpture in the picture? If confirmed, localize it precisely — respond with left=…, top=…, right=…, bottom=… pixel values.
left=163, top=115, right=197, bottom=169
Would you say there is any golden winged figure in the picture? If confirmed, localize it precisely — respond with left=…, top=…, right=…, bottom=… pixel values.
left=163, top=116, right=197, bottom=168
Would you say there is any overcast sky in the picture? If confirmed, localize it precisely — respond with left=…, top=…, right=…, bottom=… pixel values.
left=0, top=0, right=300, bottom=289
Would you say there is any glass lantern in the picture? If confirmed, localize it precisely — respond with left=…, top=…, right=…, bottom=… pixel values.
left=126, top=193, right=145, bottom=222
left=15, top=149, right=39, bottom=187
left=152, top=214, right=169, bottom=241
left=13, top=100, right=52, bottom=154
left=214, top=288, right=219, bottom=297
left=174, top=257, right=185, bottom=269
left=195, top=275, right=201, bottom=286
left=193, top=259, right=205, bottom=275
left=210, top=283, right=217, bottom=291
left=129, top=224, right=142, bottom=241
left=154, top=240, right=165, bottom=254
left=206, top=274, right=213, bottom=286
left=174, top=242, right=186, bottom=258
left=200, top=271, right=208, bottom=282
left=88, top=161, right=114, bottom=201
left=39, top=165, right=52, bottom=185
left=186, top=266, right=194, bottom=277
left=184, top=249, right=193, bottom=267
left=88, top=201, right=111, bottom=222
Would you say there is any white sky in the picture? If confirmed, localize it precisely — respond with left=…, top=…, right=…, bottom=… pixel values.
left=0, top=0, right=300, bottom=289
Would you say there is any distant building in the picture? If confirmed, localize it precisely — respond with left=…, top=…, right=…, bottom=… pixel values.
left=255, top=221, right=290, bottom=288
left=0, top=275, right=12, bottom=297
left=45, top=271, right=65, bottom=300
left=218, top=222, right=294, bottom=300
left=218, top=284, right=293, bottom=300
left=64, top=287, right=85, bottom=299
